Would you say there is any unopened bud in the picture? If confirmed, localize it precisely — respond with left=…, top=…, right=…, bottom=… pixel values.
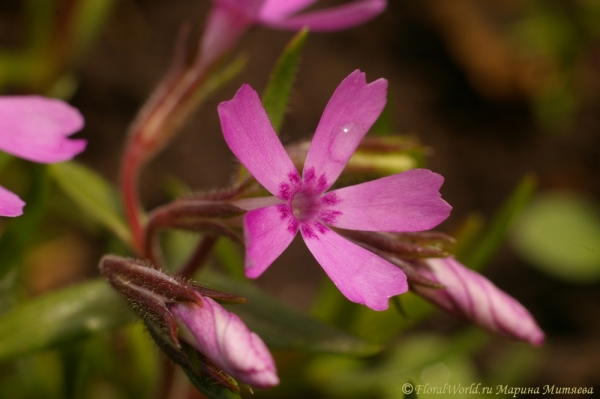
left=412, top=257, right=545, bottom=346
left=170, top=298, right=279, bottom=388
left=99, top=255, right=278, bottom=388
left=287, top=136, right=425, bottom=185
left=342, top=230, right=454, bottom=259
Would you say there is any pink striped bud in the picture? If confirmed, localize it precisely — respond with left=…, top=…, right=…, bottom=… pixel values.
left=412, top=257, right=545, bottom=346
left=170, top=298, right=279, bottom=389
left=99, top=255, right=278, bottom=389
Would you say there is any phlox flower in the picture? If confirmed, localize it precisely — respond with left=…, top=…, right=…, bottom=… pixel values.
left=200, top=0, right=386, bottom=71
left=0, top=96, right=86, bottom=217
left=413, top=257, right=545, bottom=346
left=218, top=70, right=452, bottom=310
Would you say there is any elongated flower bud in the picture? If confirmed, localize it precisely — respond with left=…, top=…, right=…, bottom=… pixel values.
left=99, top=255, right=278, bottom=389
left=412, top=257, right=545, bottom=346
left=170, top=299, right=279, bottom=388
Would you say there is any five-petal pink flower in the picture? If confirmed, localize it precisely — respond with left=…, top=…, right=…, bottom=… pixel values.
left=413, top=257, right=545, bottom=346
left=0, top=96, right=86, bottom=217
left=218, top=70, right=452, bottom=310
left=200, top=0, right=386, bottom=72
left=170, top=297, right=279, bottom=388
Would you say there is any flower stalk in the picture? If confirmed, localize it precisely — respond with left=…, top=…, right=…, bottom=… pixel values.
left=143, top=199, right=244, bottom=270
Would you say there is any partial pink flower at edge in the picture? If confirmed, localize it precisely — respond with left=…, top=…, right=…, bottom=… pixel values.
left=413, top=257, right=545, bottom=346
left=200, top=0, right=386, bottom=72
left=0, top=96, right=86, bottom=217
left=257, top=0, right=387, bottom=31
left=217, top=70, right=452, bottom=311
left=169, top=297, right=279, bottom=389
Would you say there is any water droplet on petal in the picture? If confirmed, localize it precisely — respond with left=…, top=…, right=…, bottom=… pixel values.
left=340, top=122, right=356, bottom=134
left=329, top=122, right=359, bottom=162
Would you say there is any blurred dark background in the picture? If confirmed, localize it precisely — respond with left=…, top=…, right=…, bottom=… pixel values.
left=2, top=0, right=600, bottom=395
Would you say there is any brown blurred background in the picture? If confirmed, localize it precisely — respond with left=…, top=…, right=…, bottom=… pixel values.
left=3, top=0, right=600, bottom=394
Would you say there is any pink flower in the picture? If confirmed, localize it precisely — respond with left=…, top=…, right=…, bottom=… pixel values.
left=218, top=70, right=452, bottom=310
left=200, top=0, right=386, bottom=71
left=0, top=96, right=86, bottom=217
left=169, top=298, right=279, bottom=388
left=412, top=257, right=545, bottom=346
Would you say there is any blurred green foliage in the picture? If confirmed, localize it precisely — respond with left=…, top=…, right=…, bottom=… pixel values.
left=510, top=191, right=600, bottom=283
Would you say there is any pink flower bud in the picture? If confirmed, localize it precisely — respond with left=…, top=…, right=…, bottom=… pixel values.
left=413, top=257, right=545, bottom=346
left=169, top=297, right=279, bottom=389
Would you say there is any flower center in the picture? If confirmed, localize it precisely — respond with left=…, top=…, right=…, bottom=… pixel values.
left=291, top=190, right=319, bottom=222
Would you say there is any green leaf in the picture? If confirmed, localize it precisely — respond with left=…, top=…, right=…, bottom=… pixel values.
left=69, top=0, right=118, bottom=61
left=194, top=54, right=248, bottom=110
left=182, top=370, right=241, bottom=399
left=403, top=381, right=419, bottom=399
left=182, top=351, right=242, bottom=399
left=460, top=174, right=536, bottom=270
left=201, top=272, right=381, bottom=356
left=0, top=152, right=13, bottom=172
left=0, top=165, right=49, bottom=281
left=0, top=279, right=134, bottom=362
left=369, top=98, right=396, bottom=136
left=63, top=322, right=160, bottom=399
left=347, top=291, right=436, bottom=344
left=49, top=161, right=131, bottom=245
left=449, top=212, right=485, bottom=261
left=307, top=330, right=489, bottom=399
left=262, top=28, right=309, bottom=133
left=213, top=238, right=245, bottom=281
left=510, top=192, right=600, bottom=283
left=121, top=323, right=161, bottom=397
left=13, top=351, right=65, bottom=399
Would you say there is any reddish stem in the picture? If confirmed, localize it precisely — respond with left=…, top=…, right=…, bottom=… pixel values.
left=120, top=140, right=146, bottom=255
left=177, top=235, right=218, bottom=278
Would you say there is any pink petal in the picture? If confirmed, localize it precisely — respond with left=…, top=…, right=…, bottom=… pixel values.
left=244, top=205, right=297, bottom=278
left=328, top=169, right=452, bottom=232
left=414, top=258, right=545, bottom=346
left=259, top=0, right=318, bottom=21
left=218, top=85, right=299, bottom=197
left=303, top=70, right=387, bottom=191
left=301, top=224, right=407, bottom=310
left=199, top=2, right=257, bottom=72
left=261, top=0, right=387, bottom=31
left=0, top=186, right=25, bottom=217
left=0, top=96, right=86, bottom=163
